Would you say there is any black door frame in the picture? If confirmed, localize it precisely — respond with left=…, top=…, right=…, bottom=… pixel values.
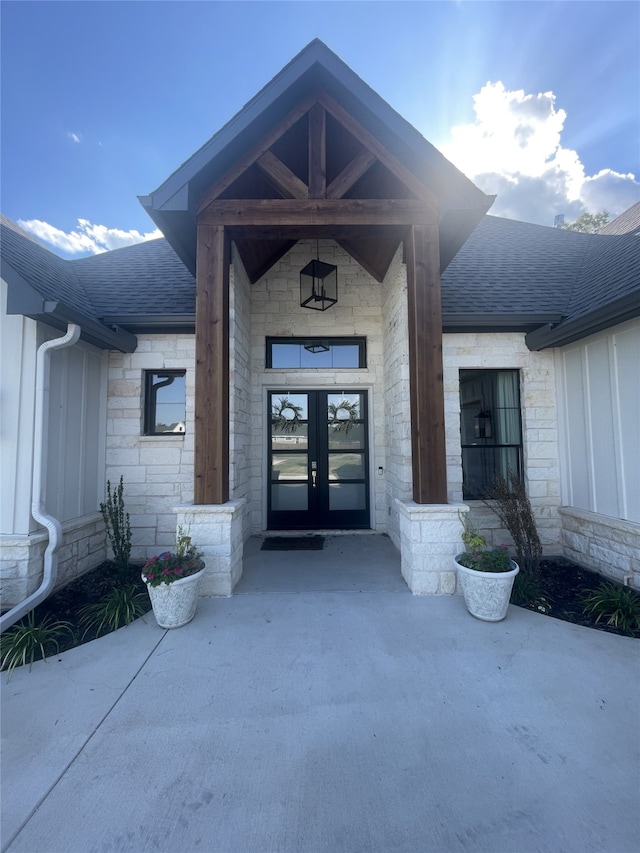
left=267, top=389, right=371, bottom=530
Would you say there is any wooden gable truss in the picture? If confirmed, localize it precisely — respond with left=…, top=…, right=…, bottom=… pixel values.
left=194, top=94, right=447, bottom=508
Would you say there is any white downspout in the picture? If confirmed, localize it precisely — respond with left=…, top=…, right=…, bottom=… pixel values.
left=0, top=323, right=81, bottom=632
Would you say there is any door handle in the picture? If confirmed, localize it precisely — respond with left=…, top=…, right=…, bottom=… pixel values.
left=311, top=461, right=317, bottom=488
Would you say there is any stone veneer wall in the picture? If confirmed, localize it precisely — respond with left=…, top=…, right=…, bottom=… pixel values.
left=106, top=335, right=195, bottom=561
left=443, top=332, right=562, bottom=553
left=1, top=515, right=106, bottom=605
left=382, top=249, right=412, bottom=549
left=247, top=240, right=389, bottom=533
left=229, top=253, right=252, bottom=542
left=560, top=507, right=640, bottom=589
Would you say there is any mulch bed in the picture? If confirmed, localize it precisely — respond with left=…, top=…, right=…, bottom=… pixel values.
left=515, top=557, right=638, bottom=637
left=2, top=556, right=637, bottom=672
left=3, top=561, right=152, bottom=661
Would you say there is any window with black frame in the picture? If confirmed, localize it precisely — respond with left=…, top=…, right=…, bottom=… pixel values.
left=459, top=369, right=523, bottom=498
left=266, top=337, right=366, bottom=369
left=144, top=370, right=186, bottom=435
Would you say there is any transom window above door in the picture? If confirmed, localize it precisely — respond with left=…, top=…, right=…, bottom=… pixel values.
left=266, top=337, right=366, bottom=369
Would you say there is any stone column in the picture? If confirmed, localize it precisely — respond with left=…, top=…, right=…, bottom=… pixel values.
left=175, top=500, right=246, bottom=596
left=396, top=499, right=468, bottom=594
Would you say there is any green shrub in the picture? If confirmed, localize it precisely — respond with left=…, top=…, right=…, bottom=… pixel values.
left=0, top=613, right=75, bottom=679
left=582, top=583, right=640, bottom=636
left=511, top=572, right=551, bottom=613
left=78, top=584, right=147, bottom=639
left=100, top=476, right=131, bottom=577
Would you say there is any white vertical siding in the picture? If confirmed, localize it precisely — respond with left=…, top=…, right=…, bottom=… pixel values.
left=44, top=334, right=107, bottom=522
left=0, top=279, right=39, bottom=534
left=557, top=318, right=640, bottom=523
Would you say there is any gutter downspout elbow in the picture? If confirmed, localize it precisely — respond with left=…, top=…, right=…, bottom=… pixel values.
left=1, top=323, right=81, bottom=633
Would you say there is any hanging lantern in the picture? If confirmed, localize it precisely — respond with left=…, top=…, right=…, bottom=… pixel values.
left=474, top=409, right=492, bottom=439
left=300, top=241, right=337, bottom=311
left=303, top=341, right=330, bottom=353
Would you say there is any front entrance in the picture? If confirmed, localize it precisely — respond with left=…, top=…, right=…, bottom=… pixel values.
left=268, top=390, right=370, bottom=529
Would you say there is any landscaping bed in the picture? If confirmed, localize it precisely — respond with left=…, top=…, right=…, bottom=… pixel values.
left=1, top=561, right=152, bottom=674
left=513, top=557, right=639, bottom=637
left=2, top=555, right=638, bottom=676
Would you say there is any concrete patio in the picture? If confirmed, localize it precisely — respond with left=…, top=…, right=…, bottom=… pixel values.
left=2, top=535, right=639, bottom=852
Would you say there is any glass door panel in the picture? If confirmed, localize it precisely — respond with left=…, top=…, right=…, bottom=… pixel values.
left=328, top=453, right=366, bottom=480
left=267, top=390, right=370, bottom=529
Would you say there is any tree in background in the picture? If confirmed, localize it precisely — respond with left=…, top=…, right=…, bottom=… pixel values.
left=562, top=210, right=610, bottom=233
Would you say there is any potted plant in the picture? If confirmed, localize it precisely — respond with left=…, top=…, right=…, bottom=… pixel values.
left=142, top=527, right=205, bottom=629
left=454, top=520, right=519, bottom=621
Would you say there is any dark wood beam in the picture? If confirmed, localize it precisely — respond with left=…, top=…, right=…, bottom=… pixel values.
left=197, top=93, right=316, bottom=214
left=256, top=151, right=308, bottom=199
left=227, top=224, right=408, bottom=242
left=318, top=92, right=438, bottom=214
left=405, top=222, right=447, bottom=504
left=195, top=223, right=230, bottom=504
left=327, top=150, right=376, bottom=199
left=199, top=198, right=432, bottom=227
left=308, top=103, right=326, bottom=198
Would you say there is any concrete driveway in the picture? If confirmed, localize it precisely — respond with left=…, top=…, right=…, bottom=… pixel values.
left=2, top=538, right=639, bottom=852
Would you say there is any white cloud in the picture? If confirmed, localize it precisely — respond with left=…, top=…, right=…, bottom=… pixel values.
left=440, top=82, right=640, bottom=226
left=67, top=132, right=82, bottom=144
left=17, top=218, right=163, bottom=255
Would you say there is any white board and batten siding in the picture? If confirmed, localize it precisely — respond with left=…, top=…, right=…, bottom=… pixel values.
left=1, top=281, right=109, bottom=601
left=557, top=318, right=639, bottom=524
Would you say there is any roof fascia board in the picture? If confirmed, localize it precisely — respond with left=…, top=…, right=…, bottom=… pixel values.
left=148, top=47, right=325, bottom=210
left=35, top=301, right=137, bottom=352
left=525, top=293, right=640, bottom=350
left=443, top=314, right=564, bottom=333
left=46, top=303, right=138, bottom=352
left=2, top=262, right=48, bottom=314
left=3, top=257, right=136, bottom=351
left=100, top=314, right=196, bottom=333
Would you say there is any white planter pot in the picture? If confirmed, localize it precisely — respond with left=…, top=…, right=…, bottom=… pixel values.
left=143, top=567, right=205, bottom=629
left=454, top=557, right=519, bottom=622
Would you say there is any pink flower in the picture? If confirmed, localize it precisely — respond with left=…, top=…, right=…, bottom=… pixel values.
left=499, top=544, right=509, bottom=551
left=146, top=573, right=154, bottom=580
left=162, top=568, right=171, bottom=576
left=144, top=557, right=158, bottom=568
left=174, top=567, right=184, bottom=576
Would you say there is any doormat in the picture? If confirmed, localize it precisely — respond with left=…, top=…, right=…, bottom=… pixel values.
left=261, top=536, right=325, bottom=551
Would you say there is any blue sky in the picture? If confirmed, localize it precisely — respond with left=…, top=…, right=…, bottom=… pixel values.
left=2, top=1, right=639, bottom=256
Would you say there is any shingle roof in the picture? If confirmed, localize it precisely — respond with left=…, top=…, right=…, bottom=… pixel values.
left=440, top=216, right=589, bottom=316
left=71, top=238, right=196, bottom=317
left=567, top=230, right=640, bottom=321
left=0, top=215, right=95, bottom=314
left=598, top=202, right=640, bottom=236
left=2, top=209, right=638, bottom=350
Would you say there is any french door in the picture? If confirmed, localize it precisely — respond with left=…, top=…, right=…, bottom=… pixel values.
left=267, top=390, right=370, bottom=529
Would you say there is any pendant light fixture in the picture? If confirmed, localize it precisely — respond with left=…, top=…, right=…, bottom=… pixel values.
left=300, top=240, right=338, bottom=311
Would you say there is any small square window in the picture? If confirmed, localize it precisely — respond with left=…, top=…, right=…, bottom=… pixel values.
left=144, top=371, right=186, bottom=435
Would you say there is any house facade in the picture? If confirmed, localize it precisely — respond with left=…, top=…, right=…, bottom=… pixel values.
left=1, top=42, right=639, bottom=616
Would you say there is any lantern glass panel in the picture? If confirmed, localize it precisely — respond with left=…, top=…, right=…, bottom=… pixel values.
left=300, top=259, right=338, bottom=311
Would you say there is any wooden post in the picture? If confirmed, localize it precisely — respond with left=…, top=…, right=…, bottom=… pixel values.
left=405, top=222, right=448, bottom=503
left=194, top=223, right=230, bottom=504
left=308, top=103, right=326, bottom=199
